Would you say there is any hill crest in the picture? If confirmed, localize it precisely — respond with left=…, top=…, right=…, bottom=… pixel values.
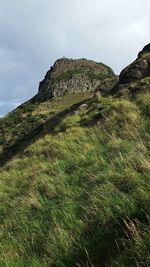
left=34, top=57, right=117, bottom=101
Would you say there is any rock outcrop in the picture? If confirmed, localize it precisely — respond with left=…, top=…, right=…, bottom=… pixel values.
left=110, top=43, right=150, bottom=97
left=34, top=58, right=117, bottom=101
left=119, top=44, right=150, bottom=84
left=119, top=59, right=149, bottom=84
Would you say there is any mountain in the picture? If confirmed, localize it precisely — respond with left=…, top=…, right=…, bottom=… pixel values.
left=34, top=58, right=117, bottom=100
left=0, top=47, right=150, bottom=267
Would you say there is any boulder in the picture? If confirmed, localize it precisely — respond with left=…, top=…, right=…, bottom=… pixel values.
left=79, top=103, right=88, bottom=110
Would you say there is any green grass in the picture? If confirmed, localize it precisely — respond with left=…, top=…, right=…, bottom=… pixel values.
left=87, top=71, right=112, bottom=81
left=113, top=77, right=150, bottom=98
left=0, top=92, right=91, bottom=154
left=0, top=92, right=150, bottom=266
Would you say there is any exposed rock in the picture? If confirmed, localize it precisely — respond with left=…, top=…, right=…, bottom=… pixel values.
left=96, top=103, right=103, bottom=110
left=34, top=58, right=117, bottom=101
left=79, top=103, right=88, bottom=110
left=119, top=43, right=150, bottom=85
left=110, top=43, right=150, bottom=96
left=138, top=43, right=150, bottom=57
left=119, top=58, right=149, bottom=84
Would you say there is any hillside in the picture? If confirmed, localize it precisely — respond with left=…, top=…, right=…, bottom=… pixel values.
left=0, top=49, right=150, bottom=267
left=0, top=58, right=117, bottom=163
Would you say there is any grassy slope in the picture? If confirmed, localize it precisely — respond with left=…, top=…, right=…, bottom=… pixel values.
left=0, top=92, right=91, bottom=160
left=0, top=92, right=150, bottom=267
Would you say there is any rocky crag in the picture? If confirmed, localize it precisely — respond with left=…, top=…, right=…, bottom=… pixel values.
left=34, top=58, right=117, bottom=101
left=32, top=43, right=150, bottom=102
left=110, top=43, right=150, bottom=97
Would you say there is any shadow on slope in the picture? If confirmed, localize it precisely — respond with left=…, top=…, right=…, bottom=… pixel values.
left=0, top=98, right=93, bottom=167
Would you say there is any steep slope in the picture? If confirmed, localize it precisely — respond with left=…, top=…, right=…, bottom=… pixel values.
left=0, top=49, right=150, bottom=267
left=0, top=92, right=91, bottom=164
left=0, top=93, right=150, bottom=267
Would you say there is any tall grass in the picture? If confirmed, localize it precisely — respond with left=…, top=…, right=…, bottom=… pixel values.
left=0, top=95, right=150, bottom=266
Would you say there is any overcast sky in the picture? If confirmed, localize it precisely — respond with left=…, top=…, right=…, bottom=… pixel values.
left=0, top=0, right=150, bottom=116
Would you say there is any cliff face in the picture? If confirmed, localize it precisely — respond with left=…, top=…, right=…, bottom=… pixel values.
left=35, top=58, right=117, bottom=101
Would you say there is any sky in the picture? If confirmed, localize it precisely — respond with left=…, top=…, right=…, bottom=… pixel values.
left=0, top=0, right=150, bottom=116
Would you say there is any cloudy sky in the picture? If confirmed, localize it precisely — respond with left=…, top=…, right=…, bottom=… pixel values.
left=0, top=0, right=150, bottom=116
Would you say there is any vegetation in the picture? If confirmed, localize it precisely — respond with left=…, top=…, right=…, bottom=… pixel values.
left=0, top=89, right=150, bottom=266
left=87, top=71, right=112, bottom=81
left=0, top=92, right=91, bottom=159
left=51, top=68, right=114, bottom=85
left=111, top=77, right=150, bottom=98
left=96, top=62, right=114, bottom=76
left=52, top=69, right=85, bottom=83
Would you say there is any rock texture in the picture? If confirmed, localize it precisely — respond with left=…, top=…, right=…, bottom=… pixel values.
left=110, top=43, right=150, bottom=96
left=34, top=58, right=117, bottom=101
left=138, top=43, right=150, bottom=57
left=119, top=43, right=150, bottom=84
left=119, top=59, right=149, bottom=84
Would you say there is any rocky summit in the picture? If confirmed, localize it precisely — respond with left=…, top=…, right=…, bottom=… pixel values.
left=34, top=58, right=117, bottom=101
left=32, top=44, right=150, bottom=102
